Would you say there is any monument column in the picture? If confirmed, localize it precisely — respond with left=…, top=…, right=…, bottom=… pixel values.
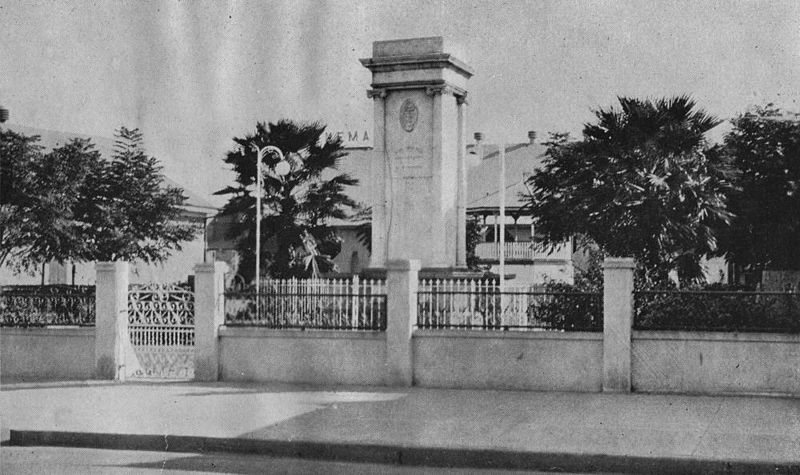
left=367, top=88, right=388, bottom=268
left=456, top=94, right=468, bottom=267
left=361, top=37, right=473, bottom=272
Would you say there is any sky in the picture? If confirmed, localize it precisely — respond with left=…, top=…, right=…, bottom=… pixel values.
left=2, top=0, right=799, bottom=206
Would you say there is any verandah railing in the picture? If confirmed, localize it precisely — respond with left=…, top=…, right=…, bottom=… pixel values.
left=0, top=285, right=96, bottom=327
left=417, top=279, right=602, bottom=331
left=634, top=290, right=800, bottom=333
left=225, top=277, right=387, bottom=330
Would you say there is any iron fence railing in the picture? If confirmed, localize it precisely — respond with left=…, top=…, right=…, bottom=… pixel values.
left=0, top=285, right=96, bottom=327
left=417, top=279, right=602, bottom=331
left=634, top=290, right=800, bottom=333
left=225, top=278, right=387, bottom=330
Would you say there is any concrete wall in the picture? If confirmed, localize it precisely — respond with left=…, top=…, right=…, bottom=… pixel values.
left=219, top=327, right=387, bottom=385
left=413, top=330, right=603, bottom=391
left=632, top=331, right=800, bottom=396
left=1, top=327, right=95, bottom=381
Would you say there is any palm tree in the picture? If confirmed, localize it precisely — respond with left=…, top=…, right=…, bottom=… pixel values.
left=526, top=96, right=733, bottom=286
left=217, top=120, right=358, bottom=280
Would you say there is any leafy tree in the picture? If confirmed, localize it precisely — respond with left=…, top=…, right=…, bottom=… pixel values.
left=465, top=215, right=485, bottom=270
left=217, top=120, right=358, bottom=280
left=0, top=129, right=46, bottom=270
left=717, top=105, right=800, bottom=270
left=78, top=127, right=197, bottom=262
left=23, top=137, right=102, bottom=268
left=353, top=205, right=372, bottom=255
left=525, top=96, right=733, bottom=285
left=0, top=127, right=197, bottom=269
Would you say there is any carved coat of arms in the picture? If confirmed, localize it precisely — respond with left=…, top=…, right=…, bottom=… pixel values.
left=399, top=99, right=418, bottom=132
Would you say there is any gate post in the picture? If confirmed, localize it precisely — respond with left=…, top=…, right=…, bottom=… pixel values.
left=602, top=257, right=635, bottom=392
left=95, top=261, right=129, bottom=380
left=194, top=262, right=228, bottom=381
left=385, top=259, right=420, bottom=386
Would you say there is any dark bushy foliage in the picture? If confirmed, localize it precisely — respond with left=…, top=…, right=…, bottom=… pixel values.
left=527, top=289, right=603, bottom=331
left=717, top=105, right=800, bottom=271
left=532, top=246, right=604, bottom=331
left=635, top=287, right=800, bottom=332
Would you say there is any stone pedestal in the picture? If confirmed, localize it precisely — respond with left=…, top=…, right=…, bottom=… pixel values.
left=603, top=257, right=635, bottom=392
left=95, top=261, right=129, bottom=380
left=385, top=259, right=420, bottom=386
left=361, top=37, right=473, bottom=271
left=194, top=262, right=228, bottom=381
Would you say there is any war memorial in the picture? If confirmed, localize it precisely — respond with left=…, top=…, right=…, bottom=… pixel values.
left=2, top=26, right=800, bottom=473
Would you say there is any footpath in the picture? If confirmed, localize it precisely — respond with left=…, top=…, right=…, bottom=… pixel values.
left=1, top=381, right=798, bottom=473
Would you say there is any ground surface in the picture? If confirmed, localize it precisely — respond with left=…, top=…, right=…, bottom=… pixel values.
left=1, top=446, right=571, bottom=474
left=1, top=381, right=798, bottom=473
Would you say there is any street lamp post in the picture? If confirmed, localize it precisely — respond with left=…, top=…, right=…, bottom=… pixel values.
left=241, top=145, right=292, bottom=305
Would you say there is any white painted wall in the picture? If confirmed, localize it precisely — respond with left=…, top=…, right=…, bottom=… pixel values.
left=632, top=331, right=800, bottom=395
left=1, top=328, right=95, bottom=381
left=219, top=328, right=386, bottom=385
left=330, top=228, right=370, bottom=275
left=413, top=330, right=602, bottom=391
left=495, top=262, right=574, bottom=285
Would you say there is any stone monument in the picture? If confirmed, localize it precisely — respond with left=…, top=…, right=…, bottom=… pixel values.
left=361, top=37, right=474, bottom=274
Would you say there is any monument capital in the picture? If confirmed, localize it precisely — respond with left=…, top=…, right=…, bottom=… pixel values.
left=366, top=88, right=388, bottom=99
left=424, top=84, right=468, bottom=102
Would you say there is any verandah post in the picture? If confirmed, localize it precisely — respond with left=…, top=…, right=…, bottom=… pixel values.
left=602, top=257, right=635, bottom=392
left=385, top=259, right=420, bottom=386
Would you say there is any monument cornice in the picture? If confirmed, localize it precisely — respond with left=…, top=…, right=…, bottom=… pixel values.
left=368, top=79, right=467, bottom=99
left=359, top=53, right=474, bottom=79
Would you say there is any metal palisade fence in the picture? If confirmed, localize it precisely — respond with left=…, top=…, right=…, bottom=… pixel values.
left=0, top=285, right=96, bottom=327
left=225, top=277, right=387, bottom=330
left=417, top=279, right=602, bottom=331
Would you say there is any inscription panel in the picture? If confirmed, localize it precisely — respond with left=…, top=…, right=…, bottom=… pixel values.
left=391, top=145, right=430, bottom=178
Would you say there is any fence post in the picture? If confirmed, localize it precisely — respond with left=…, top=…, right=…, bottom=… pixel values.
left=602, top=257, right=635, bottom=392
left=351, top=275, right=360, bottom=328
left=194, top=261, right=229, bottom=381
left=95, top=261, right=129, bottom=380
left=385, top=259, right=420, bottom=386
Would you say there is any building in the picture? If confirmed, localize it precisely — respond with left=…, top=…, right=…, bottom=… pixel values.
left=464, top=132, right=575, bottom=284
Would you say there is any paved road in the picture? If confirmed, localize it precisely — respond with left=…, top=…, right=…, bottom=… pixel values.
left=1, top=446, right=572, bottom=474
left=2, top=381, right=799, bottom=473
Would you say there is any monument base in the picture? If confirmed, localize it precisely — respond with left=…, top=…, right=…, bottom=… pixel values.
left=360, top=267, right=486, bottom=280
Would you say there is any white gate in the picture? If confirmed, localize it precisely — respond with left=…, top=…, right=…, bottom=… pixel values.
left=127, top=283, right=194, bottom=379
